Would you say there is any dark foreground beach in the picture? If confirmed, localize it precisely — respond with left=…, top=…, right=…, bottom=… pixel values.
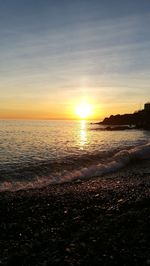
left=1, top=161, right=150, bottom=266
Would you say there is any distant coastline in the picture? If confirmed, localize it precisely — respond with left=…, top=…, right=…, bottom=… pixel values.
left=95, top=103, right=150, bottom=130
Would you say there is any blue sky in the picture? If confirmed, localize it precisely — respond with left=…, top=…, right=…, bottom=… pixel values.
left=0, top=0, right=150, bottom=119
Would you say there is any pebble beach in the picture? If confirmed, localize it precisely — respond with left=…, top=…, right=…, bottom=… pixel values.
left=1, top=160, right=150, bottom=265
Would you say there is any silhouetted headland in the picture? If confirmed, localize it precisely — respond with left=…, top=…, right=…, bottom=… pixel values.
left=97, top=103, right=150, bottom=130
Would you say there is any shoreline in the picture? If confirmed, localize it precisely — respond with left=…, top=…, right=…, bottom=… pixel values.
left=1, top=160, right=150, bottom=265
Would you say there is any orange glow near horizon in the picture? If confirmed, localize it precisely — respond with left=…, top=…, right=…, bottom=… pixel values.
left=0, top=100, right=141, bottom=121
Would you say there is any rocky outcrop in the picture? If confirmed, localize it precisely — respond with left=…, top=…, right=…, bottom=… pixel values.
left=100, top=109, right=150, bottom=130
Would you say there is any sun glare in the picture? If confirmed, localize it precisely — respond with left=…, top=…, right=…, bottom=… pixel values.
left=76, top=103, right=92, bottom=119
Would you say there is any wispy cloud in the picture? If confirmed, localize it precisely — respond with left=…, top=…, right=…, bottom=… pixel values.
left=0, top=1, right=150, bottom=118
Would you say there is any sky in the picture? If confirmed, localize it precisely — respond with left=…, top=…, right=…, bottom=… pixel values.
left=0, top=0, right=150, bottom=120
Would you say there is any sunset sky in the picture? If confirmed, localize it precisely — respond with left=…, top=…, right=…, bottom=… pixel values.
left=0, top=0, right=150, bottom=120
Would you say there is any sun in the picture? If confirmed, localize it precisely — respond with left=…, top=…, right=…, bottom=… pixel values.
left=75, top=102, right=92, bottom=119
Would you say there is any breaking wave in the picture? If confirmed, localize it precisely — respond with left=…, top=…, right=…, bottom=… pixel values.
left=0, top=142, right=150, bottom=192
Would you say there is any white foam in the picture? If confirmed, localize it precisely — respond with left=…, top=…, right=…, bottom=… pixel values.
left=1, top=142, right=150, bottom=192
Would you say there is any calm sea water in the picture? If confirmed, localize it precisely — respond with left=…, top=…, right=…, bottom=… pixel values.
left=0, top=120, right=150, bottom=190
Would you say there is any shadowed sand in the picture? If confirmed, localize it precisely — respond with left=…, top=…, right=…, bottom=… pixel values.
left=1, top=160, right=150, bottom=265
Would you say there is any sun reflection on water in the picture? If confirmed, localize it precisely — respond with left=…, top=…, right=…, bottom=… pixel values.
left=79, top=120, right=87, bottom=149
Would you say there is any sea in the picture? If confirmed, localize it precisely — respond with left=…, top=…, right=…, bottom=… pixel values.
left=0, top=120, right=150, bottom=191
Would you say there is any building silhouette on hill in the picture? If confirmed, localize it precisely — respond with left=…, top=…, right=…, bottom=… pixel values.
left=144, top=103, right=150, bottom=111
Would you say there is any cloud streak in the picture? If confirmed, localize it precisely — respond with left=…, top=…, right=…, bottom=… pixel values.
left=0, top=1, right=150, bottom=118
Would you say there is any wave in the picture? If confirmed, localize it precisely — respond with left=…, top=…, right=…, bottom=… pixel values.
left=0, top=141, right=150, bottom=192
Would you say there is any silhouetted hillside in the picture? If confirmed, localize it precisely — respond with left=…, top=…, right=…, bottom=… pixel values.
left=100, top=105, right=150, bottom=130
